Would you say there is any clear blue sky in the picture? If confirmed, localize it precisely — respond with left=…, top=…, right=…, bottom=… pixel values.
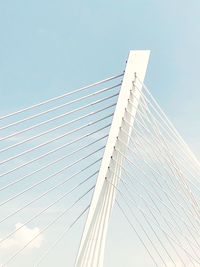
left=0, top=0, right=200, bottom=154
left=0, top=1, right=200, bottom=266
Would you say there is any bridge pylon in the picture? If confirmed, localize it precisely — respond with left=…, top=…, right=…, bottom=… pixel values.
left=75, top=50, right=150, bottom=267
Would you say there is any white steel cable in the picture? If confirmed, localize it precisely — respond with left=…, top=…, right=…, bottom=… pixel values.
left=119, top=173, right=192, bottom=265
left=109, top=160, right=198, bottom=265
left=133, top=83, right=189, bottom=155
left=0, top=146, right=104, bottom=207
left=0, top=73, right=123, bottom=121
left=113, top=148, right=198, bottom=241
left=0, top=92, right=118, bottom=145
left=125, top=102, right=200, bottom=220
left=0, top=173, right=95, bottom=246
left=0, top=107, right=114, bottom=165
left=111, top=153, right=200, bottom=246
left=0, top=135, right=103, bottom=209
left=34, top=204, right=90, bottom=267
left=126, top=102, right=199, bottom=201
left=118, top=132, right=177, bottom=205
left=1, top=185, right=95, bottom=267
left=138, top=102, right=200, bottom=199
left=134, top=94, right=198, bottom=186
left=0, top=133, right=106, bottom=193
left=107, top=178, right=177, bottom=267
left=125, top=104, right=200, bottom=200
left=127, top=96, right=199, bottom=179
left=0, top=163, right=100, bottom=226
left=0, top=123, right=110, bottom=179
left=116, top=186, right=198, bottom=265
left=115, top=140, right=200, bottom=237
left=119, top=124, right=199, bottom=219
left=128, top=104, right=200, bottom=191
left=119, top=175, right=200, bottom=261
left=138, top=78, right=200, bottom=165
left=135, top=80, right=200, bottom=172
left=133, top=102, right=200, bottom=219
left=116, top=200, right=160, bottom=267
left=0, top=103, right=114, bottom=156
left=0, top=84, right=119, bottom=132
left=109, top=156, right=196, bottom=264
left=127, top=126, right=200, bottom=228
left=118, top=176, right=199, bottom=265
left=137, top=95, right=200, bottom=206
left=109, top=166, right=200, bottom=263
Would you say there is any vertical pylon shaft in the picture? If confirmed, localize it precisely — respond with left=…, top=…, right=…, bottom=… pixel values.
left=75, top=50, right=150, bottom=267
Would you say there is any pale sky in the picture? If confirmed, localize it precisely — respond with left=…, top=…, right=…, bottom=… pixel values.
left=0, top=1, right=200, bottom=266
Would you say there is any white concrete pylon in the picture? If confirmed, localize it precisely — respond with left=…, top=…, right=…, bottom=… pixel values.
left=75, top=50, right=150, bottom=267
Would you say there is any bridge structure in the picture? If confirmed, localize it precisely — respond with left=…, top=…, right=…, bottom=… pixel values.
left=0, top=51, right=200, bottom=267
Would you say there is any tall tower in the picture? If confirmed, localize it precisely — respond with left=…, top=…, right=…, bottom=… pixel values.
left=75, top=50, right=150, bottom=267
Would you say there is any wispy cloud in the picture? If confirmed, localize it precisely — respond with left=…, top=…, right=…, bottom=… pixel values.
left=0, top=223, right=43, bottom=253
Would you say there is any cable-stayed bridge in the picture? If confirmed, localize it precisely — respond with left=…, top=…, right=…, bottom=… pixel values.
left=0, top=50, right=200, bottom=267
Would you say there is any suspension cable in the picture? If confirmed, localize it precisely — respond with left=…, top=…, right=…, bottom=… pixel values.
left=0, top=73, right=123, bottom=121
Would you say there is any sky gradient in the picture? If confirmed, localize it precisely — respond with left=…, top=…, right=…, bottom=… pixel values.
left=0, top=1, right=200, bottom=266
